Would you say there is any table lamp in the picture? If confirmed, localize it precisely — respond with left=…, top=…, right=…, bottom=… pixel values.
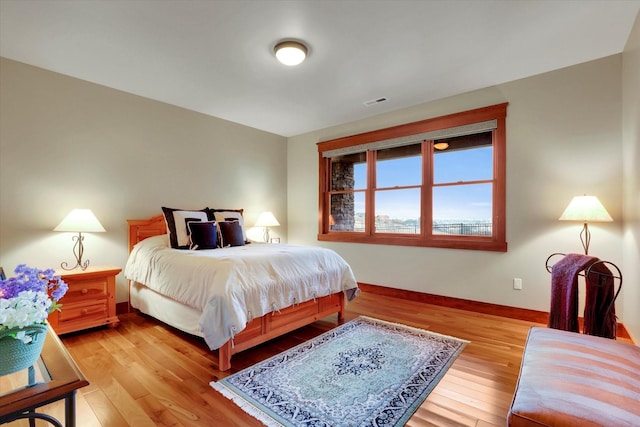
left=54, top=209, right=106, bottom=270
left=559, top=195, right=612, bottom=255
left=255, top=211, right=280, bottom=243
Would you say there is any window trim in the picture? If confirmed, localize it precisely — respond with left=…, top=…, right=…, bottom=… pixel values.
left=317, top=103, right=508, bottom=252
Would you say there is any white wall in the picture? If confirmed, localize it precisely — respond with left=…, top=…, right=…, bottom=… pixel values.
left=622, top=13, right=640, bottom=342
left=288, top=55, right=626, bottom=321
left=1, top=48, right=635, bottom=336
left=0, top=58, right=288, bottom=303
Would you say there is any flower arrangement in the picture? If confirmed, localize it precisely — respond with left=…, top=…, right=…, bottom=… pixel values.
left=0, top=264, right=68, bottom=343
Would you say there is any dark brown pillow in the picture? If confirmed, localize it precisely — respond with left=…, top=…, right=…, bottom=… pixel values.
left=208, top=208, right=244, bottom=218
left=218, top=220, right=245, bottom=247
left=187, top=221, right=218, bottom=250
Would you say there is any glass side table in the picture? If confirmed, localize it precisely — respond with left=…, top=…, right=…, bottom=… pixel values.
left=0, top=325, right=89, bottom=426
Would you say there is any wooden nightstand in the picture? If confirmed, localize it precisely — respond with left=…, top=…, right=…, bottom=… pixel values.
left=49, top=266, right=121, bottom=334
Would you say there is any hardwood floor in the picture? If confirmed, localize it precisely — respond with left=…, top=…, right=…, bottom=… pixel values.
left=6, top=292, right=548, bottom=426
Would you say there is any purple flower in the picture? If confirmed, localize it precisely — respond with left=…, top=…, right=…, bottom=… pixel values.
left=49, top=278, right=68, bottom=301
left=0, top=264, right=68, bottom=306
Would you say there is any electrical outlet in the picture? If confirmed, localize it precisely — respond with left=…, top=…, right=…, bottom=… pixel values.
left=513, top=278, right=523, bottom=290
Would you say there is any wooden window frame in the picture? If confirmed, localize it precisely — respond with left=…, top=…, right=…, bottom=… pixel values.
left=317, top=103, right=508, bottom=251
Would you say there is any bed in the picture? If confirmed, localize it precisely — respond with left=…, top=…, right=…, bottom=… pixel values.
left=125, top=214, right=359, bottom=371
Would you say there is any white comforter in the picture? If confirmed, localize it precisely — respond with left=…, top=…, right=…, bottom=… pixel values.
left=124, top=235, right=358, bottom=349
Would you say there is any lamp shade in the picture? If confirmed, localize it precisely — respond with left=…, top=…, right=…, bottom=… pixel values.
left=54, top=209, right=106, bottom=232
left=559, top=196, right=613, bottom=223
left=255, top=211, right=280, bottom=227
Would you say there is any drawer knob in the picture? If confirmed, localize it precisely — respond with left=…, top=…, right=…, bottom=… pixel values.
left=81, top=289, right=88, bottom=294
left=81, top=309, right=88, bottom=315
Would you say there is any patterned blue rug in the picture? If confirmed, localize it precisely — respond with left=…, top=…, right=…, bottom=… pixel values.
left=211, top=316, right=468, bottom=426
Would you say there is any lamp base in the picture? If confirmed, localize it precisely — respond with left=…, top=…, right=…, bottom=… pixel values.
left=580, top=222, right=591, bottom=255
left=60, top=260, right=90, bottom=271
left=60, top=232, right=90, bottom=271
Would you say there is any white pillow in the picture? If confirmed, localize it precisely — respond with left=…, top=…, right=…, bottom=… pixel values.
left=213, top=211, right=246, bottom=242
left=171, top=210, right=209, bottom=248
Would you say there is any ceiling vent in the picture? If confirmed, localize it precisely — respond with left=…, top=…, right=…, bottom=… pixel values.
left=363, top=97, right=388, bottom=107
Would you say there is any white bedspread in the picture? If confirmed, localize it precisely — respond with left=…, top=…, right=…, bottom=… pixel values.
left=124, top=235, right=358, bottom=349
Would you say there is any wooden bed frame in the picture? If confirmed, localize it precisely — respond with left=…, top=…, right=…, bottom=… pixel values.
left=127, top=214, right=345, bottom=371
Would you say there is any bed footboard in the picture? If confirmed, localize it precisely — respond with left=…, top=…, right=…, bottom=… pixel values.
left=218, top=292, right=345, bottom=371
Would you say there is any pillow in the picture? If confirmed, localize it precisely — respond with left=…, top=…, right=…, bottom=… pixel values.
left=187, top=221, right=218, bottom=250
left=211, top=209, right=247, bottom=242
left=162, top=207, right=209, bottom=249
left=218, top=220, right=245, bottom=247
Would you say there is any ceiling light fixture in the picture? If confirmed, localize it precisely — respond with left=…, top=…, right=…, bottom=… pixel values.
left=434, top=142, right=449, bottom=150
left=274, top=40, right=307, bottom=66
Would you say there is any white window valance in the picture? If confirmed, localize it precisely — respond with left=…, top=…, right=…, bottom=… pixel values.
left=322, top=119, right=497, bottom=158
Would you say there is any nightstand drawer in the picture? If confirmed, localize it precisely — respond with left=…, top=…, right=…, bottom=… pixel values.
left=58, top=300, right=108, bottom=324
left=63, top=278, right=108, bottom=301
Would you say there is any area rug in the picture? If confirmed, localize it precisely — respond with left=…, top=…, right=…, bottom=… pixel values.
left=211, top=316, right=468, bottom=426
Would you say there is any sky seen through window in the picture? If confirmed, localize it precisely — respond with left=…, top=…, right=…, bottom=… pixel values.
left=354, top=146, right=493, bottom=221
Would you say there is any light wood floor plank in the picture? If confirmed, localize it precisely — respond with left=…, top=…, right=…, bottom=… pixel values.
left=3, top=291, right=550, bottom=426
left=83, top=388, right=131, bottom=427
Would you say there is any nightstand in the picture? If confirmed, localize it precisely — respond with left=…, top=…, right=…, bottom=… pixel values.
left=49, top=266, right=121, bottom=334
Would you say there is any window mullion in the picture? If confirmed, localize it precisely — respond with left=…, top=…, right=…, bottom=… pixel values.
left=320, top=156, right=330, bottom=234
left=422, top=140, right=433, bottom=238
left=366, top=150, right=376, bottom=236
left=433, top=178, right=494, bottom=188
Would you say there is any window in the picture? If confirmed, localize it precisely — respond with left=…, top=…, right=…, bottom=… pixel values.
left=317, top=103, right=507, bottom=251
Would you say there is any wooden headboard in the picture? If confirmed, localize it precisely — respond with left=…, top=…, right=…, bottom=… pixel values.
left=127, top=215, right=166, bottom=252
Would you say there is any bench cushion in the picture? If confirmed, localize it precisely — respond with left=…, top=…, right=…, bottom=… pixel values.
left=508, top=327, right=640, bottom=426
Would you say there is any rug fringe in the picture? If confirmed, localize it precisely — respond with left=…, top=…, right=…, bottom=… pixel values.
left=211, top=381, right=284, bottom=427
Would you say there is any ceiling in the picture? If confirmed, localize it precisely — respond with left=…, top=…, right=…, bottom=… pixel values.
left=1, top=0, right=639, bottom=137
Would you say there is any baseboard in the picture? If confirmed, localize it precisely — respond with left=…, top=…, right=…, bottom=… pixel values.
left=117, top=285, right=633, bottom=342
left=358, top=282, right=633, bottom=342
left=116, top=301, right=130, bottom=315
left=619, top=323, right=633, bottom=342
